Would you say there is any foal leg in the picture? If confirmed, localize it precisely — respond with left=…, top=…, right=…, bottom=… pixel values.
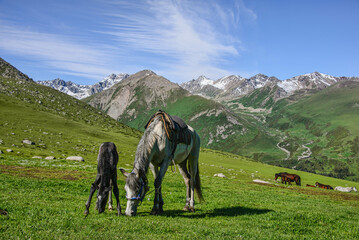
left=178, top=160, right=191, bottom=211
left=108, top=179, right=113, bottom=211
left=85, top=174, right=101, bottom=215
left=112, top=172, right=122, bottom=216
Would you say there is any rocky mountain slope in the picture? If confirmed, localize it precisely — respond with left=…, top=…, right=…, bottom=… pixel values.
left=0, top=57, right=32, bottom=82
left=84, top=70, right=280, bottom=155
left=37, top=73, right=129, bottom=99
left=180, top=74, right=280, bottom=100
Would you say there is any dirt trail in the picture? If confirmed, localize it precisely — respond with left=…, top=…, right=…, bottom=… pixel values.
left=277, top=140, right=290, bottom=160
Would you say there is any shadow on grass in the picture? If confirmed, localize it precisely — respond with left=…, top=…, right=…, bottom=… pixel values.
left=160, top=206, right=273, bottom=218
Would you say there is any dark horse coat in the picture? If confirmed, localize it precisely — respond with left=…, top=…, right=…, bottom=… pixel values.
left=84, top=142, right=121, bottom=216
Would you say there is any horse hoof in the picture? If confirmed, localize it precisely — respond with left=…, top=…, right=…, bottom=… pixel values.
left=189, top=207, right=195, bottom=213
left=84, top=209, right=89, bottom=215
left=183, top=206, right=190, bottom=212
left=150, top=209, right=161, bottom=215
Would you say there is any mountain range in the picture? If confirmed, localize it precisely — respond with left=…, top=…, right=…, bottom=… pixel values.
left=1, top=56, right=359, bottom=181
left=181, top=72, right=359, bottom=102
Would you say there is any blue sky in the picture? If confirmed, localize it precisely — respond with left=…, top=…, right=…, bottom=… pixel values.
left=0, top=0, right=358, bottom=84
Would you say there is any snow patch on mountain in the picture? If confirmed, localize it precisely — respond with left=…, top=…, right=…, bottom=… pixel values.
left=278, top=72, right=337, bottom=94
left=182, top=72, right=346, bottom=100
left=38, top=73, right=128, bottom=99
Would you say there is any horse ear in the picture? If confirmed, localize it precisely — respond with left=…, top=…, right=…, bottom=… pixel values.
left=133, top=168, right=140, bottom=178
left=120, top=168, right=129, bottom=177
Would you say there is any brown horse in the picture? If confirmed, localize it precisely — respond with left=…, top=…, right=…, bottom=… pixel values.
left=315, top=182, right=333, bottom=190
left=274, top=172, right=288, bottom=184
left=306, top=184, right=316, bottom=188
left=275, top=172, right=301, bottom=186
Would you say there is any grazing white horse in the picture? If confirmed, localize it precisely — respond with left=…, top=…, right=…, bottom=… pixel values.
left=334, top=186, right=358, bottom=193
left=120, top=112, right=203, bottom=216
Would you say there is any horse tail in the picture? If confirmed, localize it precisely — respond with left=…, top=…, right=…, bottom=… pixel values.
left=297, top=176, right=301, bottom=186
left=193, top=130, right=204, bottom=203
left=194, top=164, right=204, bottom=203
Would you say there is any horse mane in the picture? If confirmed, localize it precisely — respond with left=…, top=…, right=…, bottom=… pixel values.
left=133, top=117, right=162, bottom=176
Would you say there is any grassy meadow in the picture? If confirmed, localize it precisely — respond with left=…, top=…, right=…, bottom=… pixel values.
left=1, top=149, right=359, bottom=239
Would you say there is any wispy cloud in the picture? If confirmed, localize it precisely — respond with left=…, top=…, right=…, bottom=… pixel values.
left=0, top=22, right=114, bottom=81
left=0, top=0, right=257, bottom=83
left=100, top=0, right=250, bottom=81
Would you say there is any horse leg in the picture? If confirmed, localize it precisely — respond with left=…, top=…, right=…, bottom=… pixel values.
left=150, top=163, right=160, bottom=215
left=85, top=174, right=101, bottom=215
left=108, top=179, right=113, bottom=211
left=178, top=160, right=191, bottom=211
left=150, top=160, right=170, bottom=215
left=187, top=156, right=198, bottom=212
left=111, top=171, right=122, bottom=216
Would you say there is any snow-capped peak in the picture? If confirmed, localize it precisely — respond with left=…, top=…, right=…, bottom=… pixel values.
left=196, top=75, right=215, bottom=86
left=278, top=72, right=338, bottom=93
left=37, top=73, right=129, bottom=99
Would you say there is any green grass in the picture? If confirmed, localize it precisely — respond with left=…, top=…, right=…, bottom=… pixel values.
left=1, top=151, right=359, bottom=239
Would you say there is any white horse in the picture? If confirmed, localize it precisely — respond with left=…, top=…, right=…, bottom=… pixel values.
left=334, top=186, right=358, bottom=193
left=120, top=113, right=203, bottom=216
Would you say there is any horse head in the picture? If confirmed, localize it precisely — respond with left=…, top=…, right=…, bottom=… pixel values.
left=353, top=187, right=358, bottom=192
left=274, top=174, right=279, bottom=181
left=97, top=185, right=112, bottom=213
left=120, top=168, right=148, bottom=216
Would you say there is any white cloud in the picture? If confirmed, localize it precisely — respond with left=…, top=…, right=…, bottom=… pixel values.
left=0, top=22, right=114, bottom=80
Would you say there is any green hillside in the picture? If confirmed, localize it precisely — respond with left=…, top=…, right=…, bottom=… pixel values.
left=267, top=81, right=359, bottom=180
left=0, top=75, right=141, bottom=161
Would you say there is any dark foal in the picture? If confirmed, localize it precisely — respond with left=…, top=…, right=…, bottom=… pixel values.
left=84, top=142, right=122, bottom=216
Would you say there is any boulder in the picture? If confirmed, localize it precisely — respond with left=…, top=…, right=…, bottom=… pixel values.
left=22, top=140, right=35, bottom=145
left=66, top=156, right=84, bottom=162
left=253, top=179, right=271, bottom=184
left=0, top=150, right=3, bottom=154
left=32, top=156, right=42, bottom=159
left=45, top=156, right=56, bottom=160
left=214, top=173, right=227, bottom=178
left=6, top=149, right=13, bottom=152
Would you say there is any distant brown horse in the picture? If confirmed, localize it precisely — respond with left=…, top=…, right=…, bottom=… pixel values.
left=274, top=172, right=288, bottom=184
left=275, top=172, right=301, bottom=186
left=315, top=182, right=333, bottom=190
